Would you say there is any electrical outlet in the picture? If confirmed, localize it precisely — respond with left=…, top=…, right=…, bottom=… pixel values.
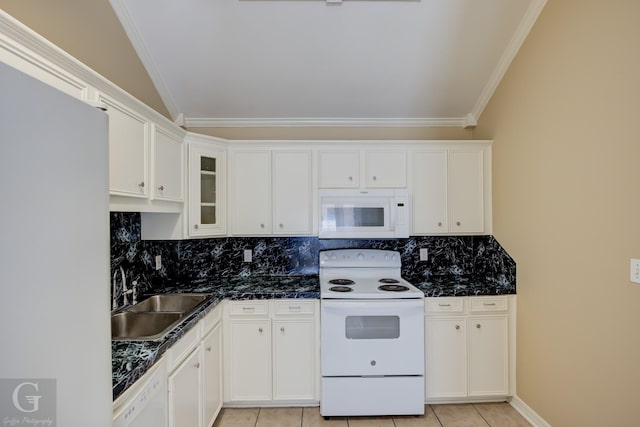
left=244, top=249, right=252, bottom=263
left=630, top=259, right=640, bottom=283
left=155, top=255, right=162, bottom=270
left=420, top=248, right=429, bottom=261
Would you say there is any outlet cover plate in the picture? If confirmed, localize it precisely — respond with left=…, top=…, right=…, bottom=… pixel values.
left=631, top=259, right=640, bottom=283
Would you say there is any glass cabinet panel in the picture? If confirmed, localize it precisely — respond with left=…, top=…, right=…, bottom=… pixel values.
left=189, top=144, right=226, bottom=236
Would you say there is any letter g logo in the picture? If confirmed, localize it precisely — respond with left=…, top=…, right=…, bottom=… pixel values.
left=12, top=382, right=41, bottom=413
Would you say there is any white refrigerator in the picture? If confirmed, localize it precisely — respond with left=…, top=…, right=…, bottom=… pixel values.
left=0, top=62, right=112, bottom=426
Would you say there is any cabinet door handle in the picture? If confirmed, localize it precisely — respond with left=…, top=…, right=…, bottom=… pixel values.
left=194, top=362, right=200, bottom=369
left=280, top=327, right=285, bottom=333
left=476, top=324, right=481, bottom=329
left=158, top=185, right=164, bottom=191
left=206, top=346, right=212, bottom=352
left=455, top=325, right=460, bottom=330
left=348, top=176, right=353, bottom=181
left=456, top=221, right=461, bottom=226
left=194, top=224, right=199, bottom=229
left=437, top=222, right=442, bottom=227
left=260, top=223, right=265, bottom=228
left=258, top=328, right=263, bottom=333
left=138, top=181, right=145, bottom=188
left=279, top=223, right=284, bottom=228
left=373, top=176, right=377, bottom=181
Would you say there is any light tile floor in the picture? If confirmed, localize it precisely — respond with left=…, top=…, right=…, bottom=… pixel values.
left=212, top=403, right=531, bottom=427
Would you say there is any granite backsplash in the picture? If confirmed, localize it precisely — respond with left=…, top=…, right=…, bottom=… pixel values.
left=110, top=212, right=515, bottom=309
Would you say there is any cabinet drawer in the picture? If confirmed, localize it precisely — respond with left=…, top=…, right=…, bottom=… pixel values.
left=274, top=300, right=315, bottom=316
left=167, top=324, right=201, bottom=372
left=470, top=296, right=508, bottom=313
left=229, top=300, right=269, bottom=316
left=425, top=297, right=464, bottom=314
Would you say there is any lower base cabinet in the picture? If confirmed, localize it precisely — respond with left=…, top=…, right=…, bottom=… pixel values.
left=424, top=295, right=514, bottom=402
left=224, top=299, right=319, bottom=405
left=168, top=305, right=223, bottom=427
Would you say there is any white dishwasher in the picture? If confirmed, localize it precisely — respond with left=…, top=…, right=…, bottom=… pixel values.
left=113, top=358, right=167, bottom=427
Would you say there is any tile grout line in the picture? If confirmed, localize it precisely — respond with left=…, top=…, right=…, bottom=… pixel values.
left=430, top=404, right=445, bottom=427
left=471, top=403, right=492, bottom=427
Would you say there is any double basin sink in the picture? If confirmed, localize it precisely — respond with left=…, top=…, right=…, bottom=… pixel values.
left=111, top=293, right=211, bottom=341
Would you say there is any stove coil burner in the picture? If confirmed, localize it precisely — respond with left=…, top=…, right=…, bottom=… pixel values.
left=378, top=284, right=410, bottom=292
left=378, top=278, right=400, bottom=284
left=329, top=286, right=354, bottom=293
left=328, top=279, right=355, bottom=286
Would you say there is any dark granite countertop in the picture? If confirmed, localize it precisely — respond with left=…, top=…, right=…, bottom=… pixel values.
left=112, top=274, right=515, bottom=400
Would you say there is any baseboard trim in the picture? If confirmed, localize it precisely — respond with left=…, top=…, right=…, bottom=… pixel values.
left=509, top=395, right=551, bottom=427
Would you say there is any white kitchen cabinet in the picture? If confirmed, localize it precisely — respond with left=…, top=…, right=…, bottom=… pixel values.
left=424, top=296, right=514, bottom=403
left=152, top=124, right=184, bottom=202
left=425, top=316, right=468, bottom=399
left=318, top=149, right=406, bottom=188
left=412, top=147, right=485, bottom=234
left=98, top=92, right=149, bottom=198
left=167, top=304, right=223, bottom=427
left=188, top=141, right=227, bottom=237
left=224, top=300, right=319, bottom=405
left=230, top=149, right=312, bottom=235
left=168, top=347, right=202, bottom=427
left=468, top=315, right=509, bottom=397
left=364, top=150, right=407, bottom=188
left=228, top=318, right=273, bottom=401
left=318, top=150, right=360, bottom=188
left=202, top=321, right=223, bottom=427
left=273, top=318, right=316, bottom=401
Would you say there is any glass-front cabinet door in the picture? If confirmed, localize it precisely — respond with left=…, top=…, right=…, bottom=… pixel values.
left=188, top=142, right=226, bottom=237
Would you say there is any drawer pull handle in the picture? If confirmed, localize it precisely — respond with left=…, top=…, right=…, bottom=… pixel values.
left=438, top=303, right=451, bottom=307
left=242, top=306, right=255, bottom=311
left=289, top=306, right=301, bottom=311
left=483, top=302, right=496, bottom=306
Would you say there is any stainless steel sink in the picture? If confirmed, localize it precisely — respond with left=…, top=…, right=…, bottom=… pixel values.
left=126, top=293, right=210, bottom=313
left=111, top=312, right=184, bottom=340
left=111, top=293, right=211, bottom=340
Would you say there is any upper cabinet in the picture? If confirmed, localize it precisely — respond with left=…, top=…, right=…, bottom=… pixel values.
left=152, top=125, right=184, bottom=202
left=318, top=149, right=406, bottom=188
left=229, top=148, right=313, bottom=236
left=412, top=145, right=490, bottom=235
left=99, top=92, right=149, bottom=198
left=188, top=138, right=227, bottom=237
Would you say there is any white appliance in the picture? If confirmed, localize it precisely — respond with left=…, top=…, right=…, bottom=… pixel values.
left=319, top=249, right=424, bottom=417
left=113, top=359, right=167, bottom=427
left=0, top=63, right=112, bottom=425
left=318, top=189, right=409, bottom=239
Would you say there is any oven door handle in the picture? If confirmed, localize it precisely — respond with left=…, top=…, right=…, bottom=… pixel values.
left=321, top=299, right=424, bottom=314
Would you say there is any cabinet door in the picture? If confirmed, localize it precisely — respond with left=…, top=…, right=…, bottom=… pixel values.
left=152, top=125, right=183, bottom=202
left=230, top=150, right=272, bottom=234
left=273, top=150, right=312, bottom=235
left=468, top=315, right=508, bottom=397
left=202, top=323, right=222, bottom=427
left=99, top=93, right=149, bottom=197
left=365, top=150, right=406, bottom=188
left=188, top=144, right=226, bottom=237
left=424, top=316, right=468, bottom=399
left=168, top=348, right=202, bottom=427
left=412, top=150, right=448, bottom=234
left=448, top=149, right=484, bottom=233
left=229, top=319, right=272, bottom=401
left=273, top=319, right=315, bottom=401
left=318, top=150, right=359, bottom=188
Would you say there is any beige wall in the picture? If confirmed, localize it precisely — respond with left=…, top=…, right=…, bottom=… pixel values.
left=190, top=126, right=473, bottom=140
left=473, top=1, right=640, bottom=425
left=0, top=0, right=171, bottom=118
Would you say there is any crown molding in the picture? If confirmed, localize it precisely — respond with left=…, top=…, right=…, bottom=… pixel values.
left=109, top=0, right=180, bottom=120
left=471, top=0, right=548, bottom=121
left=184, top=116, right=471, bottom=128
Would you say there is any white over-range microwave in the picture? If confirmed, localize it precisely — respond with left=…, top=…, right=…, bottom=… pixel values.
left=318, top=189, right=409, bottom=239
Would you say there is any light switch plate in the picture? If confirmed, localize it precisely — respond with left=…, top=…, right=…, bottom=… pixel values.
left=155, top=255, right=161, bottom=270
left=630, top=259, right=640, bottom=283
left=244, top=249, right=252, bottom=263
left=420, top=248, right=429, bottom=261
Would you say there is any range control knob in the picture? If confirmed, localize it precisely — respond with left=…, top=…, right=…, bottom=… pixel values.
left=322, top=254, right=329, bottom=262
left=330, top=254, right=337, bottom=260
left=357, top=252, right=364, bottom=260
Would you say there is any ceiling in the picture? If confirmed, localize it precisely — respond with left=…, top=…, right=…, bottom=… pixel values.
left=110, top=0, right=546, bottom=128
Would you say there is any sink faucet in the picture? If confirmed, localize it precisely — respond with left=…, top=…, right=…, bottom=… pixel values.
left=120, top=266, right=133, bottom=306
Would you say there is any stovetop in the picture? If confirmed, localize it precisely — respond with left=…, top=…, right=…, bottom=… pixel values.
left=319, top=249, right=423, bottom=299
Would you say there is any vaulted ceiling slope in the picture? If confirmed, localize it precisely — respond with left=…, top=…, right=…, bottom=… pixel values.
left=110, top=0, right=546, bottom=128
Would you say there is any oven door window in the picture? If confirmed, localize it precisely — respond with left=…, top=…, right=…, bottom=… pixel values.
left=345, top=315, right=400, bottom=339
